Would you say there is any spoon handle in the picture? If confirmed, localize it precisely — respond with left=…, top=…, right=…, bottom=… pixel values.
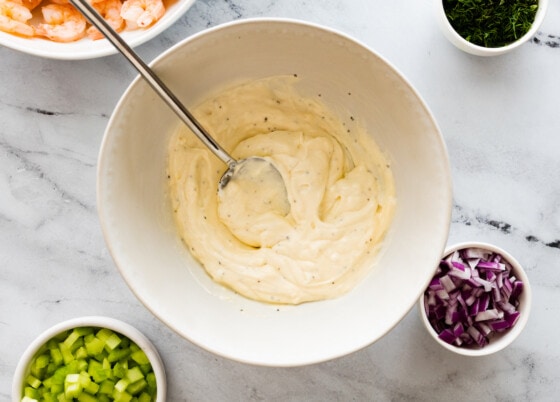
left=70, top=0, right=236, bottom=167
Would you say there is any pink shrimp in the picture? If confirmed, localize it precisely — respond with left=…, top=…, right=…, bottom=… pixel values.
left=87, top=0, right=124, bottom=40
left=120, top=0, right=164, bottom=30
left=0, top=0, right=34, bottom=37
left=34, top=3, right=86, bottom=42
left=21, top=0, right=41, bottom=11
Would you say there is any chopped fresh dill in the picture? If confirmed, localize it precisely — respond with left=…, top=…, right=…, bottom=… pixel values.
left=443, top=0, right=539, bottom=48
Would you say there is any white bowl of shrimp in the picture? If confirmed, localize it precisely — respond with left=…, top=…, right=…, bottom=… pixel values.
left=0, top=0, right=196, bottom=59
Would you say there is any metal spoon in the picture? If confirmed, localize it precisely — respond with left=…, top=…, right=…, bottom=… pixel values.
left=71, top=0, right=289, bottom=214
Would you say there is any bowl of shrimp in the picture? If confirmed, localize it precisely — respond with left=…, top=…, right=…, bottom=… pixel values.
left=0, top=0, right=196, bottom=59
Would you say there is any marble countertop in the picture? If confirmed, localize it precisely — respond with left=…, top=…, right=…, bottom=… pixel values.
left=2, top=0, right=560, bottom=400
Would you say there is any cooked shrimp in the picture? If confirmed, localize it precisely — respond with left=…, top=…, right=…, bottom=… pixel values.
left=0, top=0, right=34, bottom=37
left=35, top=3, right=86, bottom=42
left=120, top=0, right=164, bottom=29
left=21, top=0, right=41, bottom=11
left=87, top=0, right=123, bottom=40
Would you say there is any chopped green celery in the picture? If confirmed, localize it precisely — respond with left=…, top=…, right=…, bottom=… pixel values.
left=64, top=372, right=80, bottom=381
left=120, top=337, right=131, bottom=349
left=62, top=360, right=74, bottom=373
left=42, top=376, right=54, bottom=389
left=75, top=327, right=95, bottom=336
left=51, top=367, right=68, bottom=384
left=81, top=376, right=100, bottom=395
left=43, top=393, right=57, bottom=402
left=88, top=359, right=110, bottom=383
left=50, top=348, right=63, bottom=366
left=25, top=374, right=41, bottom=389
left=29, top=365, right=46, bottom=380
left=47, top=339, right=58, bottom=350
left=58, top=343, right=74, bottom=365
left=78, top=393, right=98, bottom=402
left=98, top=379, right=115, bottom=395
left=127, top=378, right=148, bottom=395
left=131, top=350, right=150, bottom=365
left=95, top=328, right=113, bottom=342
left=53, top=331, right=69, bottom=342
left=51, top=383, right=64, bottom=395
left=77, top=393, right=97, bottom=402
left=139, top=364, right=152, bottom=375
left=108, top=347, right=131, bottom=363
left=75, top=346, right=88, bottom=360
left=38, top=343, right=50, bottom=354
left=96, top=328, right=122, bottom=351
left=78, top=371, right=92, bottom=388
left=46, top=362, right=59, bottom=376
left=64, top=373, right=82, bottom=397
left=57, top=393, right=70, bottom=402
left=35, top=354, right=51, bottom=369
left=113, top=361, right=127, bottom=379
left=125, top=366, right=144, bottom=384
left=112, top=389, right=133, bottom=402
left=84, top=336, right=105, bottom=356
left=115, top=378, right=130, bottom=393
left=70, top=338, right=85, bottom=354
left=69, top=359, right=88, bottom=374
left=62, top=330, right=81, bottom=349
left=21, top=326, right=157, bottom=402
left=30, top=353, right=47, bottom=378
left=87, top=359, right=102, bottom=376
left=146, top=372, right=156, bottom=395
left=64, top=384, right=81, bottom=398
left=137, top=392, right=152, bottom=402
left=24, top=386, right=41, bottom=399
left=85, top=382, right=100, bottom=395
left=105, top=333, right=122, bottom=351
left=21, top=397, right=38, bottom=402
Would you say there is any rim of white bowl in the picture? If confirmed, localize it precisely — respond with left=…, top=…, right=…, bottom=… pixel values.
left=11, top=316, right=166, bottom=402
left=418, top=241, right=533, bottom=356
left=435, top=0, right=549, bottom=56
left=0, top=0, right=196, bottom=60
left=97, top=17, right=453, bottom=367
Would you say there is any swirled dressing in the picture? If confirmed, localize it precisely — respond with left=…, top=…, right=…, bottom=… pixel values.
left=167, top=76, right=396, bottom=304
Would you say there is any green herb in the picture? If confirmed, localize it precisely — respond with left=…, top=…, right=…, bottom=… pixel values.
left=443, top=0, right=539, bottom=48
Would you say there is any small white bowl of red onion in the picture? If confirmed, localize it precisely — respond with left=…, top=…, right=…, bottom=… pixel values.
left=419, top=242, right=532, bottom=356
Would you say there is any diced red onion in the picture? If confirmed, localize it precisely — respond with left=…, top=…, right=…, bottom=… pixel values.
left=424, top=247, right=524, bottom=348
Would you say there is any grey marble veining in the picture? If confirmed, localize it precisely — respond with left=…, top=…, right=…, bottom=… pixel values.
left=2, top=0, right=560, bottom=400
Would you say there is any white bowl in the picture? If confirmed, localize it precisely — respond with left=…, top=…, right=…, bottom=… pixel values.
left=435, top=0, right=549, bottom=56
left=98, top=18, right=452, bottom=367
left=418, top=242, right=532, bottom=356
left=12, top=316, right=166, bottom=401
left=0, top=0, right=195, bottom=60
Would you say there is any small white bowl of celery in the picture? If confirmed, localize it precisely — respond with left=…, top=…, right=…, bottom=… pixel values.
left=12, top=316, right=166, bottom=402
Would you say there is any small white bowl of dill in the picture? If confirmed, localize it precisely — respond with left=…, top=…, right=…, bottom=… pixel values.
left=435, top=0, right=549, bottom=56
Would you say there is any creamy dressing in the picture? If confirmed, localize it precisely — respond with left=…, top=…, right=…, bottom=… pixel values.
left=218, top=156, right=291, bottom=248
left=167, top=76, right=396, bottom=304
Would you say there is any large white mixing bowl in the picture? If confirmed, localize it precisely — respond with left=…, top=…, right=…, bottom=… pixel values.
left=98, top=18, right=452, bottom=367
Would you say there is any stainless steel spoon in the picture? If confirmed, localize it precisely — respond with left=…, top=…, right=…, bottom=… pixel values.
left=71, top=0, right=289, bottom=214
